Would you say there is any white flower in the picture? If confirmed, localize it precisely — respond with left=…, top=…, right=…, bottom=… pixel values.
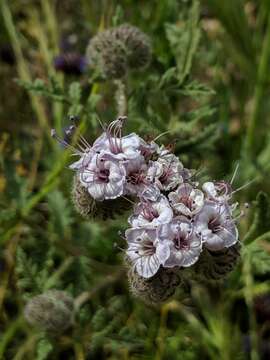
left=124, top=155, right=148, bottom=195
left=194, top=202, right=238, bottom=251
left=92, top=117, right=141, bottom=160
left=158, top=218, right=202, bottom=268
left=69, top=150, right=93, bottom=171
left=129, top=195, right=173, bottom=228
left=151, top=154, right=184, bottom=191
left=126, top=227, right=170, bottom=278
left=168, top=183, right=204, bottom=216
left=202, top=181, right=232, bottom=203
left=138, top=138, right=159, bottom=161
left=78, top=152, right=126, bottom=201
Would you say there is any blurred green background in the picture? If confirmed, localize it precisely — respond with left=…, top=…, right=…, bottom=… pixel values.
left=1, top=0, right=270, bottom=359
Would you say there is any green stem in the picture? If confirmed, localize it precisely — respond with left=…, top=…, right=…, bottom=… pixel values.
left=44, top=256, right=74, bottom=290
left=0, top=0, right=52, bottom=143
left=245, top=12, right=270, bottom=158
left=243, top=251, right=259, bottom=360
left=0, top=316, right=24, bottom=359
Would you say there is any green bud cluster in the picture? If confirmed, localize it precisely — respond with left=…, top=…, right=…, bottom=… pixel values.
left=193, top=243, right=241, bottom=281
left=24, top=290, right=74, bottom=333
left=86, top=23, right=152, bottom=79
left=128, top=266, right=182, bottom=305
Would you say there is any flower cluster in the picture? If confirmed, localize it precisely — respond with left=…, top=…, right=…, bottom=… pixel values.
left=52, top=116, right=241, bottom=283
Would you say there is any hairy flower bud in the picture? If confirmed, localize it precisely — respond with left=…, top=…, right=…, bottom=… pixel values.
left=86, top=23, right=151, bottom=79
left=128, top=265, right=182, bottom=304
left=193, top=242, right=241, bottom=281
left=72, top=175, right=132, bottom=220
left=113, top=24, right=152, bottom=69
left=24, top=290, right=74, bottom=333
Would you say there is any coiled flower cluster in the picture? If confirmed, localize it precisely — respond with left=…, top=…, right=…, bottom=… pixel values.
left=52, top=116, right=242, bottom=300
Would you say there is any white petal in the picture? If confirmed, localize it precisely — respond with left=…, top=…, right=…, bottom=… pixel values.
left=135, top=254, right=160, bottom=278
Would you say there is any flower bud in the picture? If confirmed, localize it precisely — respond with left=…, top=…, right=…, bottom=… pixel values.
left=72, top=175, right=132, bottom=220
left=128, top=266, right=182, bottom=304
left=86, top=23, right=151, bottom=79
left=193, top=242, right=241, bottom=281
left=24, top=290, right=74, bottom=333
left=113, top=24, right=152, bottom=69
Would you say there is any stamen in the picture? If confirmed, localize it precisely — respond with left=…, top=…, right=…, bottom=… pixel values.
left=230, top=162, right=240, bottom=184
left=154, top=130, right=171, bottom=142
left=51, top=129, right=81, bottom=155
left=231, top=179, right=256, bottom=195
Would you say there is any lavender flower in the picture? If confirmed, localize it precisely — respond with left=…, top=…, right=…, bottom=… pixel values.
left=158, top=218, right=202, bottom=268
left=125, top=227, right=170, bottom=278
left=202, top=181, right=232, bottom=203
left=91, top=117, right=141, bottom=161
left=151, top=153, right=184, bottom=191
left=124, top=155, right=152, bottom=197
left=168, top=183, right=204, bottom=216
left=78, top=152, right=126, bottom=201
left=128, top=195, right=173, bottom=228
left=194, top=202, right=238, bottom=251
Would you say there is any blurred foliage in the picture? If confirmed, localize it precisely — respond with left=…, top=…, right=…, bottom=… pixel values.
left=0, top=0, right=270, bottom=359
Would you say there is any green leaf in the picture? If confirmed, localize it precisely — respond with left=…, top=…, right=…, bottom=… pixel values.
left=47, top=190, right=73, bottom=238
left=175, top=123, right=219, bottom=154
left=16, top=247, right=43, bottom=298
left=165, top=0, right=200, bottom=84
left=244, top=241, right=270, bottom=276
left=180, top=80, right=216, bottom=98
left=36, top=338, right=53, bottom=360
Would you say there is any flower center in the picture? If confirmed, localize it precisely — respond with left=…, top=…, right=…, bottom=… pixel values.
left=127, top=170, right=146, bottom=185
left=179, top=195, right=193, bottom=210
left=159, top=164, right=173, bottom=184
left=142, top=203, right=159, bottom=221
left=208, top=216, right=221, bottom=233
left=135, top=239, right=156, bottom=256
left=98, top=169, right=110, bottom=182
left=174, top=232, right=190, bottom=250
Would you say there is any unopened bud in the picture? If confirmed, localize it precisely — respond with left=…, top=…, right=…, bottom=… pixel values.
left=127, top=264, right=182, bottom=305
left=86, top=23, right=151, bottom=79
left=24, top=290, right=74, bottom=333
left=193, top=242, right=241, bottom=281
left=72, top=175, right=133, bottom=220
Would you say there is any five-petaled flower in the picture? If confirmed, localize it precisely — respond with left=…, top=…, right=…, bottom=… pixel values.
left=194, top=202, right=238, bottom=251
left=158, top=217, right=202, bottom=268
left=125, top=227, right=170, bottom=278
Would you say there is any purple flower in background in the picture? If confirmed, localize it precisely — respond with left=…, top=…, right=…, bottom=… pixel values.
left=54, top=52, right=87, bottom=75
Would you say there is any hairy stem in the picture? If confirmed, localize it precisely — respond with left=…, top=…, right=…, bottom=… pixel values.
left=114, top=79, right=128, bottom=116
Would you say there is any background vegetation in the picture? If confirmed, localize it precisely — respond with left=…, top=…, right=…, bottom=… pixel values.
left=1, top=0, right=270, bottom=359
